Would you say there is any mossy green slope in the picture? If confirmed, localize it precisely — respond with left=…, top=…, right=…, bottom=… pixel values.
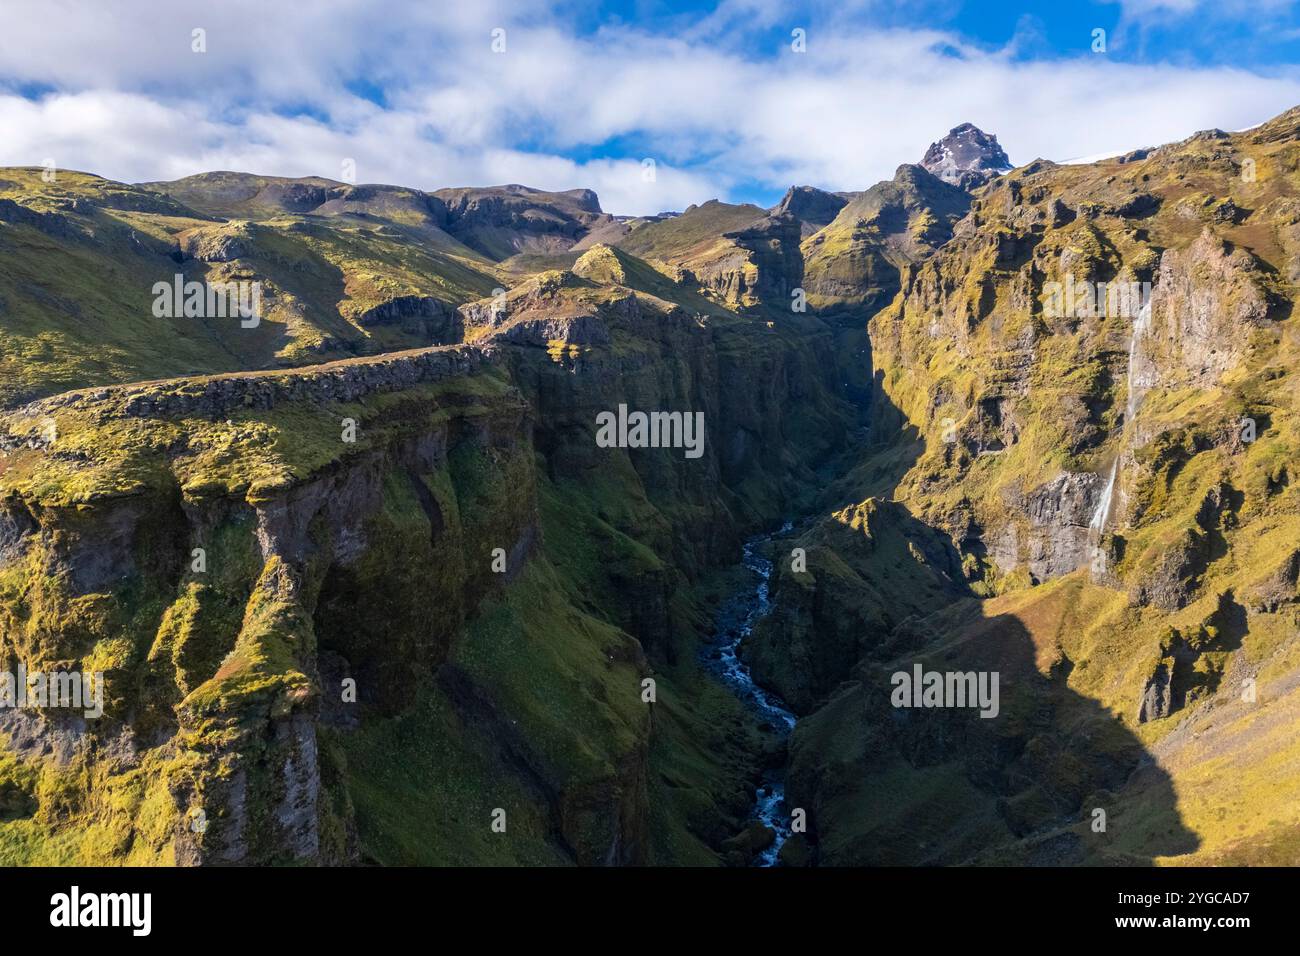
left=0, top=168, right=501, bottom=407
left=771, top=107, right=1300, bottom=865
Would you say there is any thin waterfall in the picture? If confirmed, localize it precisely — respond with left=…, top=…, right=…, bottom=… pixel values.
left=1089, top=459, right=1119, bottom=537
left=1088, top=294, right=1152, bottom=556
left=1125, top=295, right=1153, bottom=427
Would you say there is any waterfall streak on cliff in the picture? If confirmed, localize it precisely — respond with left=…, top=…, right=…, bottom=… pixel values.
left=1089, top=298, right=1151, bottom=541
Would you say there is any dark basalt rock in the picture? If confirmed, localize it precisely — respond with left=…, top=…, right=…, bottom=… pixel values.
left=921, top=122, right=1013, bottom=189
left=771, top=185, right=850, bottom=233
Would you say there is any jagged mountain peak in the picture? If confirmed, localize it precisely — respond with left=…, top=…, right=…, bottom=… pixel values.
left=921, top=122, right=1013, bottom=189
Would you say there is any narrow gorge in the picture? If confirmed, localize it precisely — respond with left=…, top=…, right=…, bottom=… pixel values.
left=1, top=105, right=1299, bottom=866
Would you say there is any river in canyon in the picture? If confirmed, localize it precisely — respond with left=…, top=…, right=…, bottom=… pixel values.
left=702, top=522, right=798, bottom=867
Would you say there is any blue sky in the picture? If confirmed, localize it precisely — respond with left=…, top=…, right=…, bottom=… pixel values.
left=587, top=0, right=1300, bottom=68
left=1, top=0, right=1298, bottom=214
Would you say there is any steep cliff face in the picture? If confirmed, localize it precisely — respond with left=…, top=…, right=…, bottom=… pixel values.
left=0, top=196, right=859, bottom=864
left=0, top=348, right=566, bottom=863
left=459, top=248, right=856, bottom=658
left=771, top=186, right=853, bottom=236
left=841, top=119, right=1290, bottom=595
left=433, top=184, right=613, bottom=260
left=756, top=106, right=1300, bottom=866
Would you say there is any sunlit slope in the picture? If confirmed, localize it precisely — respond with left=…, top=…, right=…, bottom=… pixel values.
left=765, top=107, right=1300, bottom=865
left=0, top=169, right=502, bottom=407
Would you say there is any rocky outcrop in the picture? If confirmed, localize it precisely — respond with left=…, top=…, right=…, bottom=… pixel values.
left=1245, top=549, right=1300, bottom=613
left=714, top=212, right=804, bottom=307
left=9, top=345, right=490, bottom=425
left=771, top=186, right=851, bottom=235
left=921, top=123, right=1013, bottom=189
left=994, top=471, right=1104, bottom=582
left=179, top=223, right=256, bottom=262
left=1137, top=596, right=1242, bottom=723
left=1148, top=228, right=1276, bottom=385
left=311, top=184, right=448, bottom=227
left=253, top=181, right=331, bottom=212
left=353, top=294, right=460, bottom=343
left=1128, top=483, right=1238, bottom=611
left=745, top=499, right=968, bottom=714
left=0, top=197, right=79, bottom=239
left=458, top=272, right=620, bottom=347
left=433, top=184, right=608, bottom=259
left=1137, top=661, right=1174, bottom=723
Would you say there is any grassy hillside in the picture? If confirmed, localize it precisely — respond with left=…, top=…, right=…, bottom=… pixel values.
left=0, top=169, right=502, bottom=407
left=766, top=107, right=1300, bottom=865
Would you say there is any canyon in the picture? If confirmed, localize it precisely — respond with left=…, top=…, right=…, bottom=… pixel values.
left=0, top=108, right=1298, bottom=865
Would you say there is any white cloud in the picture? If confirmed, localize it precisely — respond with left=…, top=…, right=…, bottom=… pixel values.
left=0, top=1, right=1297, bottom=215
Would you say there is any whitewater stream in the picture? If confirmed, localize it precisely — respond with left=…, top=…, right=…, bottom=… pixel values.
left=703, top=523, right=797, bottom=867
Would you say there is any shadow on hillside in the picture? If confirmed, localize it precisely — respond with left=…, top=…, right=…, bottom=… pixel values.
left=869, top=604, right=1199, bottom=864
left=785, top=365, right=1200, bottom=866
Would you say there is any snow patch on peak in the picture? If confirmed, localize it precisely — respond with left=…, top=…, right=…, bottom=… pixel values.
left=921, top=124, right=1013, bottom=189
